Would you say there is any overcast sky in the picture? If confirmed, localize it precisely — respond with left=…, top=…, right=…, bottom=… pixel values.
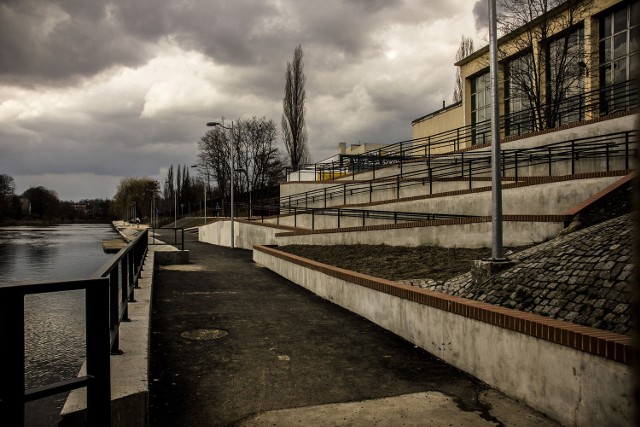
left=0, top=0, right=487, bottom=201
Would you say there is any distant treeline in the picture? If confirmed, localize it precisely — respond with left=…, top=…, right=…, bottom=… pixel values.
left=0, top=174, right=113, bottom=224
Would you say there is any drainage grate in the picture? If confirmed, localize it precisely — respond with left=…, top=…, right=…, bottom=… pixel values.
left=180, top=329, right=228, bottom=341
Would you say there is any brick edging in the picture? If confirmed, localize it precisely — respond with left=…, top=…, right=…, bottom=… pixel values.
left=563, top=173, right=634, bottom=216
left=273, top=214, right=568, bottom=237
left=254, top=244, right=633, bottom=365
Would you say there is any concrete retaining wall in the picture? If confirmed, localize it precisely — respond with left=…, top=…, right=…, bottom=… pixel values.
left=253, top=246, right=632, bottom=427
left=275, top=219, right=564, bottom=248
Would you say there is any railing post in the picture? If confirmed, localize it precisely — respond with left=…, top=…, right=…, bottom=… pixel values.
left=514, top=152, right=519, bottom=181
left=571, top=141, right=575, bottom=175
left=85, top=278, right=111, bottom=427
left=0, top=289, right=25, bottom=426
left=548, top=147, right=552, bottom=176
left=324, top=188, right=327, bottom=208
left=312, top=209, right=315, bottom=230
left=109, top=268, right=121, bottom=354
left=337, top=209, right=341, bottom=228
left=606, top=144, right=610, bottom=172
left=429, top=168, right=433, bottom=195
left=468, top=160, right=472, bottom=189
left=362, top=210, right=365, bottom=227
left=625, top=132, right=630, bottom=170
left=343, top=184, right=347, bottom=205
left=396, top=175, right=400, bottom=199
left=294, top=207, right=297, bottom=228
left=369, top=181, right=373, bottom=203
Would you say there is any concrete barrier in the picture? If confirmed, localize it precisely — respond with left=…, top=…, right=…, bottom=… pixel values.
left=253, top=245, right=632, bottom=427
left=59, top=244, right=173, bottom=426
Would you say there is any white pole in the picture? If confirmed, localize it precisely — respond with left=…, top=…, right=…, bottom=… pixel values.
left=230, top=122, right=235, bottom=249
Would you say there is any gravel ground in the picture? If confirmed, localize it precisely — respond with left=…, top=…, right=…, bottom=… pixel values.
left=277, top=244, right=526, bottom=282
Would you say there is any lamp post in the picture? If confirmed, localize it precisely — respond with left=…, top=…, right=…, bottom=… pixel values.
left=207, top=120, right=235, bottom=248
left=191, top=164, right=207, bottom=225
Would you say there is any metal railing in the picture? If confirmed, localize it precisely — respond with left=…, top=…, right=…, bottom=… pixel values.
left=148, top=227, right=185, bottom=250
left=275, top=130, right=637, bottom=209
left=234, top=201, right=474, bottom=229
left=286, top=80, right=637, bottom=182
left=0, top=228, right=149, bottom=427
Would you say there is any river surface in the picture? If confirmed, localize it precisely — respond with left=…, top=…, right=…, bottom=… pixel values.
left=0, top=224, right=118, bottom=426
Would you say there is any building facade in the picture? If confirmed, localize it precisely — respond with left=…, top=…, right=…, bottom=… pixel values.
left=412, top=0, right=638, bottom=152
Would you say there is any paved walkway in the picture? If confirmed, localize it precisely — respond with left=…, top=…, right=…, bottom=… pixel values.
left=149, top=231, right=558, bottom=426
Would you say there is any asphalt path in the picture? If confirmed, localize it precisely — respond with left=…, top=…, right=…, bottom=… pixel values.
left=149, top=231, right=558, bottom=426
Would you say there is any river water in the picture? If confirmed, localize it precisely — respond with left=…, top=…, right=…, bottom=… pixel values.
left=0, top=224, right=118, bottom=426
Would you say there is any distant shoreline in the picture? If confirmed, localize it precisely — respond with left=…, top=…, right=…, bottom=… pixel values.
left=0, top=219, right=112, bottom=226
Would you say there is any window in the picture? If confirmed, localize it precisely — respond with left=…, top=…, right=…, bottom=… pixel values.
left=471, top=72, right=491, bottom=145
left=599, top=1, right=639, bottom=113
left=548, top=26, right=585, bottom=126
left=505, top=52, right=535, bottom=136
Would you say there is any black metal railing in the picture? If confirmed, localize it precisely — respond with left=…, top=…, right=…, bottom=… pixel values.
left=285, top=80, right=637, bottom=182
left=275, top=130, right=637, bottom=209
left=0, top=228, right=149, bottom=427
left=234, top=201, right=474, bottom=229
left=148, top=227, right=185, bottom=250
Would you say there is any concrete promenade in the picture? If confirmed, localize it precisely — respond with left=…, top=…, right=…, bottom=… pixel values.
left=149, top=231, right=558, bottom=426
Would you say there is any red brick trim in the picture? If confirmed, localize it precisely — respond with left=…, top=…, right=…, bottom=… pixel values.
left=273, top=214, right=568, bottom=237
left=563, top=173, right=634, bottom=216
left=254, top=244, right=633, bottom=365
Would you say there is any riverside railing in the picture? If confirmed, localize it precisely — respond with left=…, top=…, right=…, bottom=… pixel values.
left=0, top=228, right=149, bottom=427
left=148, top=227, right=185, bottom=250
left=276, top=130, right=637, bottom=209
left=286, top=79, right=637, bottom=182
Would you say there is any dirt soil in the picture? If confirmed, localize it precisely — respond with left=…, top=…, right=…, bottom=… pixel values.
left=277, top=245, right=520, bottom=282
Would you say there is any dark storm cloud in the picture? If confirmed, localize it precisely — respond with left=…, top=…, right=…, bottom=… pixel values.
left=473, top=0, right=489, bottom=30
left=0, top=0, right=153, bottom=86
left=0, top=0, right=411, bottom=86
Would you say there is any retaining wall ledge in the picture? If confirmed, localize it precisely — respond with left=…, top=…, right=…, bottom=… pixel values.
left=252, top=244, right=633, bottom=427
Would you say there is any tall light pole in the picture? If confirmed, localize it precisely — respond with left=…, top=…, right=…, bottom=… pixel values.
left=489, top=0, right=504, bottom=260
left=191, top=164, right=207, bottom=225
left=207, top=120, right=235, bottom=248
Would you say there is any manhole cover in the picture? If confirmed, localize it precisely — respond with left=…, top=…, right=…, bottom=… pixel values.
left=181, top=329, right=228, bottom=341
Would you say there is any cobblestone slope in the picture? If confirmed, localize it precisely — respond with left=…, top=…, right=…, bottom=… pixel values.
left=404, top=213, right=633, bottom=335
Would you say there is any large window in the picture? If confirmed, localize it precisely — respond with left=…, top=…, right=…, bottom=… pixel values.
left=599, top=1, right=639, bottom=113
left=505, top=52, right=535, bottom=136
left=470, top=71, right=491, bottom=145
left=548, top=26, right=585, bottom=126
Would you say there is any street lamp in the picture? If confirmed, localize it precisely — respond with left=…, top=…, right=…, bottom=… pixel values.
left=207, top=120, right=236, bottom=248
left=191, top=164, right=207, bottom=225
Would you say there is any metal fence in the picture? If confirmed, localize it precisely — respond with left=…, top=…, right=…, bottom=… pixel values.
left=0, top=228, right=149, bottom=427
left=276, top=130, right=637, bottom=209
left=286, top=79, right=637, bottom=182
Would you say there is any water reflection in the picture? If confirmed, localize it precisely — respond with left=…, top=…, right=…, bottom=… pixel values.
left=0, top=224, right=117, bottom=426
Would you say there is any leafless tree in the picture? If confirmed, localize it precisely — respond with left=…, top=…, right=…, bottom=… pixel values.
left=281, top=45, right=309, bottom=170
left=197, top=117, right=284, bottom=199
left=497, top=0, right=594, bottom=131
left=453, top=36, right=475, bottom=103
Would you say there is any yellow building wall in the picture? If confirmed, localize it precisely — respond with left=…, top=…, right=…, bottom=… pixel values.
left=412, top=0, right=627, bottom=153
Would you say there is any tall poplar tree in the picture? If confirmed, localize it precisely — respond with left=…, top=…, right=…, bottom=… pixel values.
left=281, top=44, right=309, bottom=171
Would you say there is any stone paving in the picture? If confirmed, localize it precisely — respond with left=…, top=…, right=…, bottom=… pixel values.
left=402, top=213, right=633, bottom=335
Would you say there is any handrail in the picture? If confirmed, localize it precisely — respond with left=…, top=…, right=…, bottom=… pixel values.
left=148, top=227, right=185, bottom=250
left=235, top=201, right=475, bottom=230
left=286, top=79, right=637, bottom=181
left=275, top=130, right=637, bottom=208
left=0, top=228, right=150, bottom=427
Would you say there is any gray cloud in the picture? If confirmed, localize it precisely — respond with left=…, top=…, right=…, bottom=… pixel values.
left=473, top=0, right=489, bottom=31
left=0, top=0, right=481, bottom=200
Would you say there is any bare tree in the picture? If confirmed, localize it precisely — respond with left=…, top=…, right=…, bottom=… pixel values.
left=281, top=44, right=309, bottom=170
left=497, top=0, right=594, bottom=132
left=453, top=36, right=475, bottom=103
left=198, top=117, right=284, bottom=200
